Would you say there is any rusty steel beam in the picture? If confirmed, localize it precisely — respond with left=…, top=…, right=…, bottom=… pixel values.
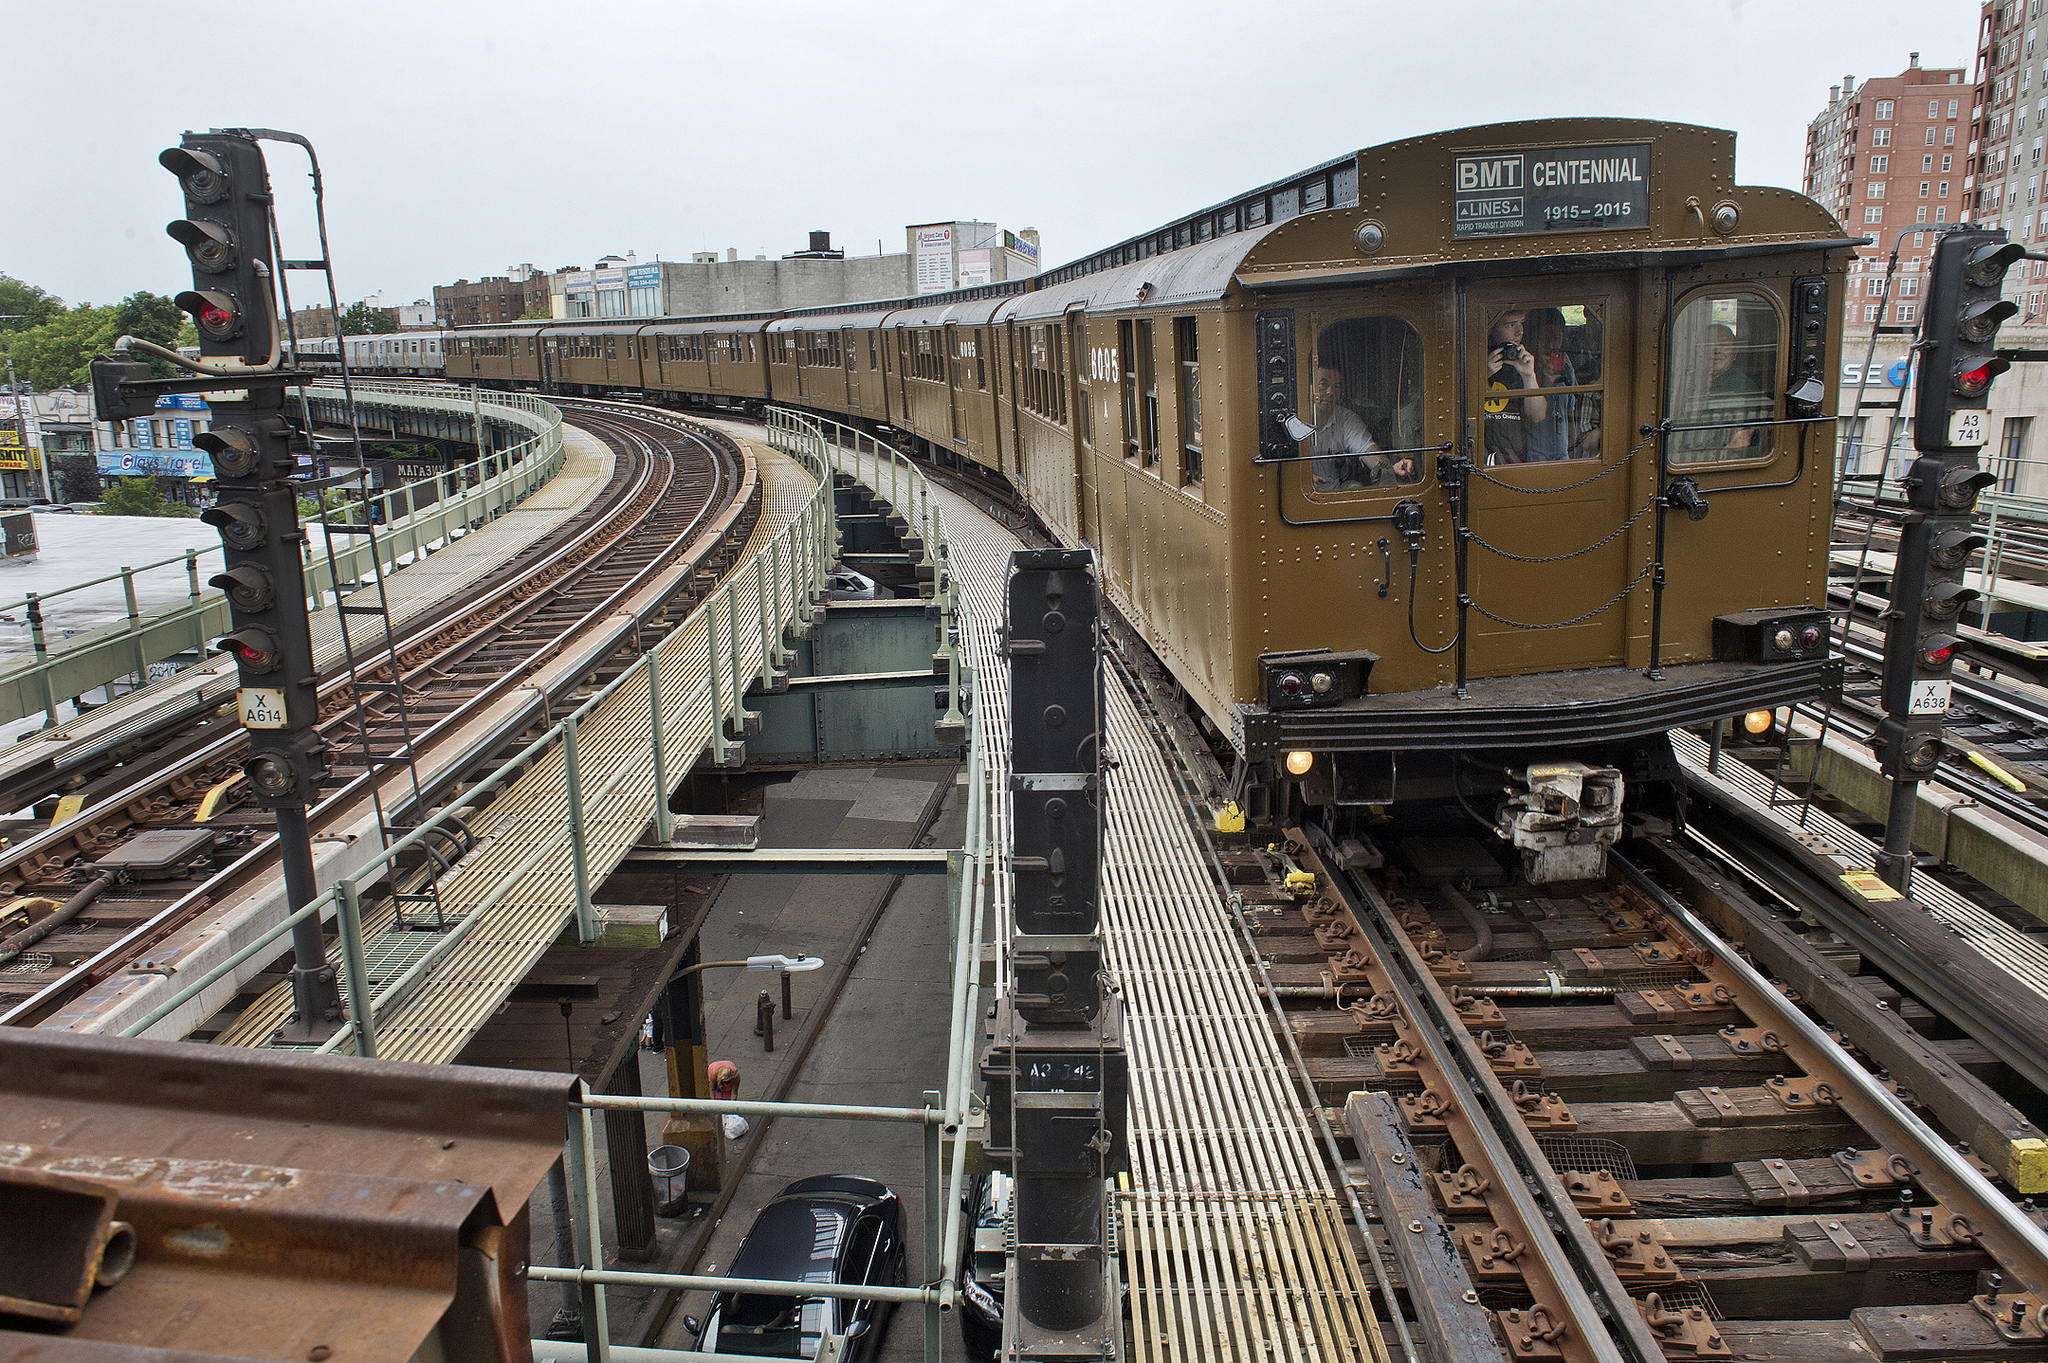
left=0, top=1029, right=574, bottom=1363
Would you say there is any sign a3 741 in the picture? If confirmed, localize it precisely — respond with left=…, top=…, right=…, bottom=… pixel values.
left=1453, top=143, right=1652, bottom=239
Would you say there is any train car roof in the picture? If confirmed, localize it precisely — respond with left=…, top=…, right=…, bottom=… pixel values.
left=1236, top=118, right=1856, bottom=294
left=997, top=228, right=1276, bottom=323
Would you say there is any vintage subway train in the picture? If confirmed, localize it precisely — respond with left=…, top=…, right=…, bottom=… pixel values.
left=446, top=118, right=1847, bottom=878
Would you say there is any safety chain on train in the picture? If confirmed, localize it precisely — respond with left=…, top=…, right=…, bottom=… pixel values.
left=1467, top=560, right=1657, bottom=632
left=1468, top=429, right=1654, bottom=494
left=1466, top=494, right=1657, bottom=565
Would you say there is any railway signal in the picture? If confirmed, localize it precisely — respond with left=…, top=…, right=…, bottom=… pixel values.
left=162, top=135, right=278, bottom=369
left=159, top=132, right=338, bottom=1041
left=1876, top=227, right=2017, bottom=891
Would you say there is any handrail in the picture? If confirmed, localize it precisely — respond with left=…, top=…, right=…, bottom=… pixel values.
left=119, top=410, right=826, bottom=1043
left=0, top=384, right=567, bottom=728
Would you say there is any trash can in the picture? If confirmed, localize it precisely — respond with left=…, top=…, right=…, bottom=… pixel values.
left=648, top=1144, right=690, bottom=1217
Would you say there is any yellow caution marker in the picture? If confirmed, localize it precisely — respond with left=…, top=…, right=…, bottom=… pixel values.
left=1967, top=749, right=2029, bottom=793
left=51, top=795, right=84, bottom=826
left=1214, top=801, right=1245, bottom=833
left=196, top=771, right=247, bottom=823
left=1840, top=870, right=1904, bottom=902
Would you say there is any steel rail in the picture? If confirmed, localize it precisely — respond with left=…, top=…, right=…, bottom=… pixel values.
left=0, top=426, right=667, bottom=1026
left=1609, top=848, right=2048, bottom=1301
left=2, top=408, right=742, bottom=1028
left=1302, top=823, right=1662, bottom=1363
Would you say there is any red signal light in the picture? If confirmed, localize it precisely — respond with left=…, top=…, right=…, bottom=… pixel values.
left=230, top=640, right=277, bottom=668
left=200, top=302, right=236, bottom=334
left=1958, top=363, right=1997, bottom=397
left=1920, top=641, right=1956, bottom=668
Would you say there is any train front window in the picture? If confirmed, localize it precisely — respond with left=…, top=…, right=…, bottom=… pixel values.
left=1300, top=317, right=1425, bottom=491
left=1667, top=292, right=1780, bottom=464
left=1480, top=304, right=1604, bottom=465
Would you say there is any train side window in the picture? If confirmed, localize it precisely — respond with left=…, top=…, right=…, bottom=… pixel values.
left=1177, top=316, right=1202, bottom=485
left=1667, top=292, right=1779, bottom=464
left=1479, top=304, right=1605, bottom=466
left=1302, top=317, right=1425, bottom=489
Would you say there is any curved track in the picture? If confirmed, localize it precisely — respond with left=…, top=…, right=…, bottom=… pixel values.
left=0, top=403, right=754, bottom=1027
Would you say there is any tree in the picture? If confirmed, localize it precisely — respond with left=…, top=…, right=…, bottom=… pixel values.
left=339, top=301, right=398, bottom=335
left=6, top=304, right=119, bottom=390
left=101, top=472, right=169, bottom=517
left=0, top=276, right=64, bottom=335
left=52, top=455, right=100, bottom=504
left=111, top=291, right=185, bottom=378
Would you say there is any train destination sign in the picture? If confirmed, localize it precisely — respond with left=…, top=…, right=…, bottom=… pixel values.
left=1452, top=143, right=1652, bottom=239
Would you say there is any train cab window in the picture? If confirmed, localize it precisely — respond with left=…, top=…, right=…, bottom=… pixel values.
left=1480, top=304, right=1605, bottom=466
left=1303, top=317, right=1425, bottom=489
left=1667, top=292, right=1779, bottom=464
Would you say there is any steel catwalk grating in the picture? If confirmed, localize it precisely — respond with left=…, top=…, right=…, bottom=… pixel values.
left=915, top=452, right=1390, bottom=1363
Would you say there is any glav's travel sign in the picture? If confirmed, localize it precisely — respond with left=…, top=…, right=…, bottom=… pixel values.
left=1452, top=144, right=1652, bottom=238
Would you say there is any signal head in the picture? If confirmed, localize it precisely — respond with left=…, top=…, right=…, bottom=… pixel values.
left=1932, top=530, right=1987, bottom=568
left=213, top=626, right=281, bottom=674
left=1965, top=240, right=2026, bottom=289
left=1917, top=633, right=1960, bottom=670
left=1960, top=297, right=2019, bottom=344
left=1940, top=467, right=1998, bottom=510
left=177, top=289, right=242, bottom=342
left=201, top=501, right=266, bottom=549
left=166, top=218, right=235, bottom=274
left=195, top=427, right=261, bottom=479
left=209, top=563, right=275, bottom=613
left=159, top=145, right=230, bottom=204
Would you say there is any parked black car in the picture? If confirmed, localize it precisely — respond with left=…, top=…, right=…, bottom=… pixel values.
left=957, top=1169, right=1010, bottom=1360
left=688, top=1174, right=906, bottom=1359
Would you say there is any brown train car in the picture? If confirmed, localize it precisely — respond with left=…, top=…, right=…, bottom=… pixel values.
left=766, top=309, right=894, bottom=419
left=878, top=298, right=1011, bottom=474
left=869, top=119, right=1847, bottom=867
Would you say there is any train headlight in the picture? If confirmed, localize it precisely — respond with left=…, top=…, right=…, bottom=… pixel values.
left=1285, top=750, right=1315, bottom=776
left=1310, top=671, right=1334, bottom=695
left=1742, top=710, right=1773, bottom=736
left=1773, top=628, right=1795, bottom=652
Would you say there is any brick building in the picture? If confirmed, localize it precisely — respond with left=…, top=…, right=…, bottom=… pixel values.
left=433, top=266, right=550, bottom=327
left=1805, top=54, right=1972, bottom=335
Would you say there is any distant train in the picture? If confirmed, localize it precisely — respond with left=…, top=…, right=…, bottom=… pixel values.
left=288, top=332, right=448, bottom=379
left=446, top=119, right=1847, bottom=878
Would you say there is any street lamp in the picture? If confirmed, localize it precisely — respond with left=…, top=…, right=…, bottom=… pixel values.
left=675, top=953, right=825, bottom=978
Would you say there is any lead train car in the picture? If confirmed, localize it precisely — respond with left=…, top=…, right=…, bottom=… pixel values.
left=448, top=119, right=1847, bottom=876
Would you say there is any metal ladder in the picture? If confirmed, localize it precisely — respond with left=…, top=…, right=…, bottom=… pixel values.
left=235, top=127, right=453, bottom=929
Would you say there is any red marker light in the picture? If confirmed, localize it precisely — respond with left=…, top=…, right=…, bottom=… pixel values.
left=1278, top=672, right=1304, bottom=699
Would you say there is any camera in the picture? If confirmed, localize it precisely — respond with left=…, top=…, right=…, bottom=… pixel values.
left=1499, top=342, right=1524, bottom=360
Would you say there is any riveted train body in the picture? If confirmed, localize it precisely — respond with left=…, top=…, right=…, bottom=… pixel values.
left=447, top=119, right=1848, bottom=852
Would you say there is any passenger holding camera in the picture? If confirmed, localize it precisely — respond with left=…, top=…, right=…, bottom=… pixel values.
left=1484, top=308, right=1576, bottom=463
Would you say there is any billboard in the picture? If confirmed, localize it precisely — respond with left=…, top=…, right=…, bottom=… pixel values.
left=625, top=264, right=662, bottom=288
left=957, top=249, right=992, bottom=288
left=913, top=225, right=954, bottom=294
left=1003, top=230, right=1038, bottom=262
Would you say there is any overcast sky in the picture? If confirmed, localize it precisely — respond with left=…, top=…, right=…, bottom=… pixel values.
left=8, top=0, right=1983, bottom=311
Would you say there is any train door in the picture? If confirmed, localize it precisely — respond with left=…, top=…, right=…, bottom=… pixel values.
left=707, top=333, right=722, bottom=392
left=1461, top=277, right=1635, bottom=676
left=943, top=324, right=964, bottom=443
left=843, top=327, right=858, bottom=409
